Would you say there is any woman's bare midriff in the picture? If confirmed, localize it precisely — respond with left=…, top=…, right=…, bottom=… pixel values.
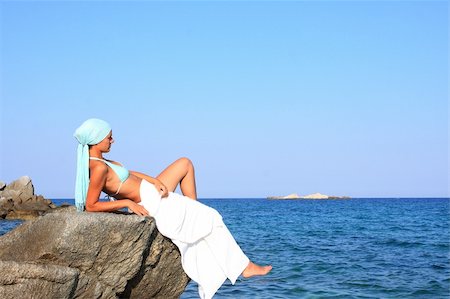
left=103, top=174, right=143, bottom=203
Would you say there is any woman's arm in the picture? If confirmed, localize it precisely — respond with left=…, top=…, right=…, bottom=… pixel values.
left=86, top=164, right=148, bottom=216
left=130, top=171, right=168, bottom=197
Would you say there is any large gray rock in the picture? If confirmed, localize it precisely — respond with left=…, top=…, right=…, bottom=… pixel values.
left=0, top=261, right=79, bottom=299
left=0, top=176, right=57, bottom=220
left=0, top=208, right=190, bottom=298
left=2, top=176, right=34, bottom=201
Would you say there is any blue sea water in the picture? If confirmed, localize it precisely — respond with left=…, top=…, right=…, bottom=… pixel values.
left=1, top=198, right=449, bottom=298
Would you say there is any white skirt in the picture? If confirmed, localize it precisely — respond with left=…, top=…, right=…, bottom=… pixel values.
left=138, top=179, right=249, bottom=299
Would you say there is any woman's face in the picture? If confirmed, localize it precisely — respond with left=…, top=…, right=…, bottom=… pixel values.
left=95, top=131, right=114, bottom=152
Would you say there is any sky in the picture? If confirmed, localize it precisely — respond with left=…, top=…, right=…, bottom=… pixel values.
left=0, top=0, right=448, bottom=199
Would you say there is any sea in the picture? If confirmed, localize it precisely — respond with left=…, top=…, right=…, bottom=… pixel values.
left=1, top=197, right=449, bottom=298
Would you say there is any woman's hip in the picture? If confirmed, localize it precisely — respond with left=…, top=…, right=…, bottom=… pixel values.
left=138, top=179, right=162, bottom=216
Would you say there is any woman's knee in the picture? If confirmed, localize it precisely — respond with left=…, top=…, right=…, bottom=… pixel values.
left=177, top=157, right=194, bottom=171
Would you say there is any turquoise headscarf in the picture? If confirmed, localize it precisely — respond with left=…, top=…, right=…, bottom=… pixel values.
left=74, top=118, right=111, bottom=211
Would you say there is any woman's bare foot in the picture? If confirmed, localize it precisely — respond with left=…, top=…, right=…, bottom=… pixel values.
left=242, top=261, right=272, bottom=278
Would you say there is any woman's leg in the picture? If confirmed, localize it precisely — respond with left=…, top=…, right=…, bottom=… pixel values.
left=157, top=157, right=197, bottom=199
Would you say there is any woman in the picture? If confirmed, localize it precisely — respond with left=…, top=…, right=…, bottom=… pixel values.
left=74, top=118, right=271, bottom=299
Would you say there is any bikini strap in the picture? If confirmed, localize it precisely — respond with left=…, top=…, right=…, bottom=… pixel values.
left=89, top=157, right=118, bottom=168
left=89, top=157, right=115, bottom=168
left=89, top=157, right=105, bottom=162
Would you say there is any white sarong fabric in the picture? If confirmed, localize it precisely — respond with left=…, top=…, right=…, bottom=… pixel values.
left=138, top=180, right=249, bottom=299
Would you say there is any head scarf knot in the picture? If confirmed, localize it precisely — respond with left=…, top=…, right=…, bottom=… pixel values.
left=74, top=118, right=111, bottom=211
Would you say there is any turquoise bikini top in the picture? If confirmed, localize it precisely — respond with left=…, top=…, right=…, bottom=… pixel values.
left=90, top=157, right=130, bottom=195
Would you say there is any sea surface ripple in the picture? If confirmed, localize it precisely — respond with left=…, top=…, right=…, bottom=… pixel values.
left=181, top=198, right=449, bottom=298
left=1, top=198, right=448, bottom=298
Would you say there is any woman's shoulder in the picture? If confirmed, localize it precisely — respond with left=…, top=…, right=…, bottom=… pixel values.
left=103, top=158, right=123, bottom=167
left=89, top=161, right=108, bottom=185
left=89, top=159, right=108, bottom=173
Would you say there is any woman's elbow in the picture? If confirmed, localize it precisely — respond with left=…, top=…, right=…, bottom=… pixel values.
left=85, top=203, right=98, bottom=212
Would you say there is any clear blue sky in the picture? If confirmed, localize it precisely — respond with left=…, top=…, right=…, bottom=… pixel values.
left=0, top=0, right=448, bottom=198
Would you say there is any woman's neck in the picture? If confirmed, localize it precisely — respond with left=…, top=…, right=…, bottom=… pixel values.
left=89, top=148, right=104, bottom=159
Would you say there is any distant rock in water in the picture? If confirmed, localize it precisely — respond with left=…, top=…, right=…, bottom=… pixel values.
left=267, top=193, right=301, bottom=199
left=302, top=192, right=330, bottom=199
left=267, top=192, right=350, bottom=200
left=0, top=208, right=190, bottom=298
left=0, top=176, right=58, bottom=220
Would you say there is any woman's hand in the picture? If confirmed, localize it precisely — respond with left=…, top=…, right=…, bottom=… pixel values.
left=129, top=171, right=169, bottom=198
left=154, top=180, right=169, bottom=198
left=127, top=200, right=149, bottom=216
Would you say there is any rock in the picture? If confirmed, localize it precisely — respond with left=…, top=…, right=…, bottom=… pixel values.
left=0, top=176, right=57, bottom=220
left=0, top=209, right=190, bottom=298
left=5, top=210, right=43, bottom=220
left=267, top=192, right=351, bottom=200
left=0, top=181, right=5, bottom=191
left=0, top=261, right=79, bottom=299
left=328, top=196, right=351, bottom=199
left=0, top=198, right=11, bottom=218
left=3, top=176, right=34, bottom=201
left=267, top=193, right=301, bottom=200
left=302, top=192, right=329, bottom=199
left=301, top=193, right=351, bottom=199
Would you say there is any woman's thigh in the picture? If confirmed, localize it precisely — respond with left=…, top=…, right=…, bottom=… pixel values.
left=156, top=157, right=192, bottom=192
